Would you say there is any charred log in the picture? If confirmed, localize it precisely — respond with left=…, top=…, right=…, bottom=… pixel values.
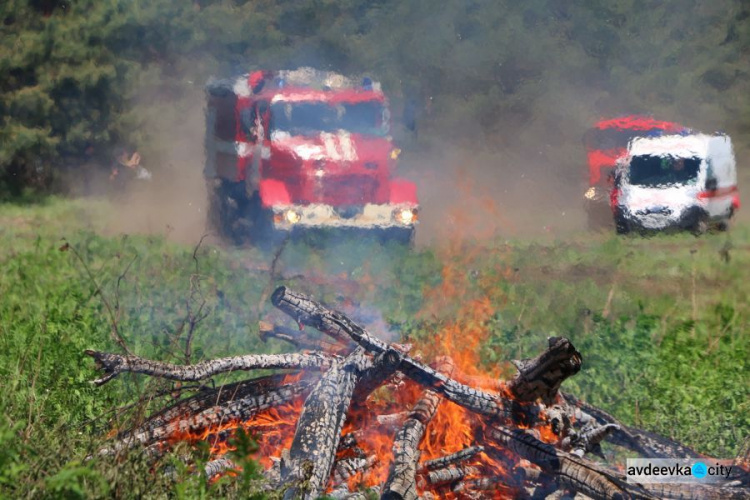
left=423, top=465, right=479, bottom=486
left=119, top=374, right=291, bottom=443
left=561, top=423, right=620, bottom=458
left=507, top=336, right=582, bottom=404
left=205, top=457, right=237, bottom=479
left=100, top=380, right=309, bottom=455
left=280, top=348, right=368, bottom=500
left=484, top=425, right=656, bottom=500
left=640, top=481, right=750, bottom=500
left=353, top=347, right=405, bottom=403
left=561, top=392, right=702, bottom=459
left=419, top=446, right=484, bottom=472
left=381, top=390, right=443, bottom=500
left=85, top=349, right=334, bottom=385
left=332, top=455, right=377, bottom=486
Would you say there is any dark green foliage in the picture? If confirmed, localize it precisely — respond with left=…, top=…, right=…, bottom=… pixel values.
left=2, top=0, right=750, bottom=197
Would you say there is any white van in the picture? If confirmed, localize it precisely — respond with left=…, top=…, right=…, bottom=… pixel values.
left=612, top=134, right=739, bottom=234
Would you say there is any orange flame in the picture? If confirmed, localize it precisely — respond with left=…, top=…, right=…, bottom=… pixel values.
left=154, top=249, right=560, bottom=499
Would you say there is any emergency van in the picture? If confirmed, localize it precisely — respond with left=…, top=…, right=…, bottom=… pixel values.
left=612, top=134, right=739, bottom=234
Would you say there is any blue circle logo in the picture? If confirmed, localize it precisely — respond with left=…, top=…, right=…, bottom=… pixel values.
left=691, top=461, right=708, bottom=479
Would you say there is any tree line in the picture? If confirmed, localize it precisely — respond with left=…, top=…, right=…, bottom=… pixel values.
left=1, top=0, right=748, bottom=197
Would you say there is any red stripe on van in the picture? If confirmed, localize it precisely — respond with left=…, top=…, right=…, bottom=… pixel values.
left=697, top=185, right=738, bottom=200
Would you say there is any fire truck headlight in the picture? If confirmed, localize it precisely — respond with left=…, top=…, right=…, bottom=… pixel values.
left=584, top=187, right=597, bottom=200
left=285, top=210, right=301, bottom=224
left=395, top=208, right=417, bottom=225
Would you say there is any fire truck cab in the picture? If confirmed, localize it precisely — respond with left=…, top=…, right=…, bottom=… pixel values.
left=204, top=68, right=418, bottom=245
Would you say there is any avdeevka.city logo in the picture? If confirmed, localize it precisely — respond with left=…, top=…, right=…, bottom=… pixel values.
left=691, top=461, right=707, bottom=479
left=626, top=458, right=733, bottom=484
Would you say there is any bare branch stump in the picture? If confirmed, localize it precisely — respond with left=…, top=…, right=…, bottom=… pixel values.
left=85, top=349, right=334, bottom=385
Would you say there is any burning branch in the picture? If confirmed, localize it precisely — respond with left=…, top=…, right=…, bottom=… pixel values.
left=99, top=377, right=311, bottom=456
left=86, top=285, right=750, bottom=500
left=271, top=287, right=518, bottom=420
left=382, top=390, right=442, bottom=500
left=279, top=348, right=368, bottom=500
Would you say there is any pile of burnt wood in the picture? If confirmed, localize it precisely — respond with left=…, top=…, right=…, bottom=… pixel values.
left=86, top=287, right=750, bottom=499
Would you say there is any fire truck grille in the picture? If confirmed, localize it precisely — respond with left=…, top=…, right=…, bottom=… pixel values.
left=323, top=175, right=378, bottom=206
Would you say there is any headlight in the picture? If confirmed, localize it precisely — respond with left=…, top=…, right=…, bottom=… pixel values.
left=285, top=209, right=301, bottom=224
left=394, top=208, right=417, bottom=225
left=584, top=187, right=597, bottom=200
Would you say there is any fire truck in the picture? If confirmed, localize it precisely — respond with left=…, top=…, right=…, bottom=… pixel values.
left=582, top=115, right=688, bottom=229
left=204, top=68, right=418, bottom=246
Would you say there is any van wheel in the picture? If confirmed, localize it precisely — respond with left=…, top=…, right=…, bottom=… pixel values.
left=692, top=217, right=709, bottom=236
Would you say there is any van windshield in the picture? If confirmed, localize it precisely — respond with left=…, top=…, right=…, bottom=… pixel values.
left=629, top=155, right=701, bottom=187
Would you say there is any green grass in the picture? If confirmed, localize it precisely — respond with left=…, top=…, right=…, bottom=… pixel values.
left=0, top=198, right=748, bottom=498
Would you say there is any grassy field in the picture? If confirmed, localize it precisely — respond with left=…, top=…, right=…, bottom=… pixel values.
left=0, top=197, right=748, bottom=498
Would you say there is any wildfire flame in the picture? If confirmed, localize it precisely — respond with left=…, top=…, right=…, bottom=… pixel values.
left=151, top=253, right=556, bottom=498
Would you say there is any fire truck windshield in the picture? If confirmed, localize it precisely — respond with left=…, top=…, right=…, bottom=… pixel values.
left=270, top=101, right=388, bottom=136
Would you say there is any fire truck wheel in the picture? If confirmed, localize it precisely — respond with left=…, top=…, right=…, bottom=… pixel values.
left=207, top=180, right=247, bottom=243
left=246, top=193, right=288, bottom=250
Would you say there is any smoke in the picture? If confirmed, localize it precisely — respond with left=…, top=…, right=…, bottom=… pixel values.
left=402, top=82, right=608, bottom=246
left=94, top=85, right=213, bottom=246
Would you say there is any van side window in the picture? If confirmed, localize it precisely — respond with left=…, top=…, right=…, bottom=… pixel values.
left=706, top=159, right=716, bottom=180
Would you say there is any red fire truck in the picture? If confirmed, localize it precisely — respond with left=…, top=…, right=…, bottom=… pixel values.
left=583, top=115, right=688, bottom=229
left=204, top=68, right=418, bottom=246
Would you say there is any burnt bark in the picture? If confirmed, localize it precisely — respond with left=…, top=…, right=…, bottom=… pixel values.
left=424, top=465, right=479, bottom=486
left=484, top=425, right=656, bottom=500
left=640, top=481, right=750, bottom=500
left=381, top=390, right=442, bottom=500
left=280, top=348, right=368, bottom=500
left=507, top=336, right=582, bottom=404
left=205, top=458, right=237, bottom=479
left=561, top=422, right=620, bottom=458
left=85, top=349, right=334, bottom=385
left=332, top=455, right=377, bottom=486
left=419, top=446, right=484, bottom=472
left=100, top=380, right=309, bottom=456
left=352, top=347, right=404, bottom=403
left=120, top=374, right=292, bottom=442
left=561, top=392, right=703, bottom=459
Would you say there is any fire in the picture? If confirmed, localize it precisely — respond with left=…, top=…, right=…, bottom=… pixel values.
left=149, top=250, right=555, bottom=498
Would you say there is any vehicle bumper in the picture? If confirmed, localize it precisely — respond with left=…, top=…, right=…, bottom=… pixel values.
left=270, top=203, right=418, bottom=231
left=618, top=205, right=705, bottom=231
